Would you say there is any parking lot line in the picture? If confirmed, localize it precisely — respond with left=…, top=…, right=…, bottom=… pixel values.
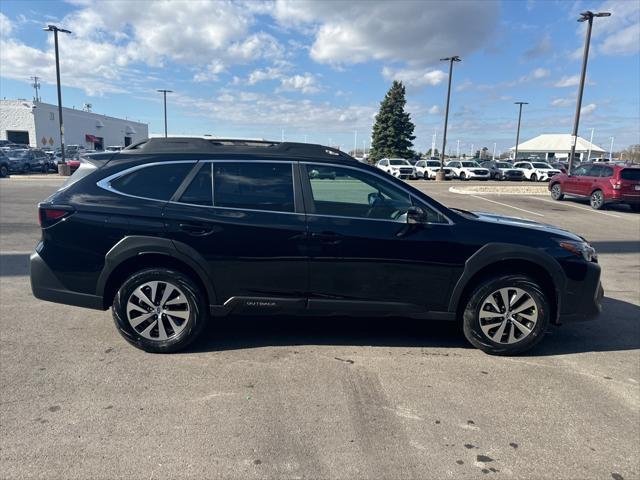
left=531, top=197, right=623, bottom=219
left=470, top=195, right=545, bottom=217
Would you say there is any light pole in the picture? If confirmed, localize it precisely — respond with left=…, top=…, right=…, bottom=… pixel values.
left=568, top=10, right=611, bottom=174
left=456, top=139, right=460, bottom=159
left=157, top=89, right=172, bottom=138
left=609, top=136, right=614, bottom=161
left=493, top=142, right=497, bottom=160
left=437, top=55, right=461, bottom=180
left=513, top=102, right=528, bottom=162
left=587, top=127, right=594, bottom=161
left=43, top=25, right=71, bottom=166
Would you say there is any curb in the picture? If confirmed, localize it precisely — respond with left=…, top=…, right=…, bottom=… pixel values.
left=449, top=186, right=549, bottom=196
left=3, top=175, right=66, bottom=181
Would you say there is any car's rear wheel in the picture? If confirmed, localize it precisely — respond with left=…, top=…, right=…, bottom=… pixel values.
left=0, top=165, right=8, bottom=178
left=530, top=173, right=537, bottom=182
left=590, top=189, right=605, bottom=210
left=462, top=275, right=550, bottom=355
left=22, top=164, right=30, bottom=174
left=550, top=183, right=564, bottom=200
left=630, top=204, right=640, bottom=213
left=112, top=268, right=208, bottom=353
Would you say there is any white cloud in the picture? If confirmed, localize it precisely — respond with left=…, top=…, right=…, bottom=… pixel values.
left=193, top=62, right=226, bottom=82
left=278, top=73, right=320, bottom=94
left=551, top=98, right=574, bottom=107
left=428, top=105, right=441, bottom=115
left=0, top=12, right=12, bottom=36
left=274, top=0, right=499, bottom=66
left=581, top=103, right=596, bottom=115
left=531, top=68, right=550, bottom=79
left=554, top=75, right=581, bottom=87
left=591, top=0, right=640, bottom=56
left=381, top=67, right=447, bottom=89
left=600, top=22, right=640, bottom=56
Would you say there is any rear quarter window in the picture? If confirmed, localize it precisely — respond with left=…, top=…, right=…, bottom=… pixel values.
left=110, top=162, right=194, bottom=201
left=620, top=169, right=640, bottom=181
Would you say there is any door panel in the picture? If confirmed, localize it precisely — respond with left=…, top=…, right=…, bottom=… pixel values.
left=163, top=161, right=308, bottom=302
left=301, top=163, right=460, bottom=312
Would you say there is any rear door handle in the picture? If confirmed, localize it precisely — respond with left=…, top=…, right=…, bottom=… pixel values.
left=178, top=223, right=214, bottom=236
left=311, top=232, right=343, bottom=245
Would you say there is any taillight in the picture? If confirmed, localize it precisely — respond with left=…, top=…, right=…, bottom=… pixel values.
left=609, top=178, right=621, bottom=190
left=38, top=206, right=74, bottom=228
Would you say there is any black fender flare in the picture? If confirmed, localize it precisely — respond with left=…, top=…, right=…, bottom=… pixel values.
left=447, top=243, right=566, bottom=314
left=96, top=236, right=217, bottom=306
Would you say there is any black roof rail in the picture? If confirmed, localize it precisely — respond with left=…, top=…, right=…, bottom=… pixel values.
left=122, top=137, right=356, bottom=161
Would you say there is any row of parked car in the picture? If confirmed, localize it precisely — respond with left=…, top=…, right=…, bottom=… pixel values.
left=375, top=157, right=570, bottom=181
left=0, top=143, right=123, bottom=177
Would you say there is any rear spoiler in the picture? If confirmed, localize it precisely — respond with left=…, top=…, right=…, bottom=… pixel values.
left=78, top=151, right=115, bottom=168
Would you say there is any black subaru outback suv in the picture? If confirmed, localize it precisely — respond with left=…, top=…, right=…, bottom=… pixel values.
left=30, top=137, right=603, bottom=355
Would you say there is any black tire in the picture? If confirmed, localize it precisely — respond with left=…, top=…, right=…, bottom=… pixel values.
left=460, top=172, right=466, bottom=181
left=550, top=183, right=564, bottom=200
left=22, top=164, right=30, bottom=174
left=462, top=274, right=550, bottom=355
left=590, top=189, right=605, bottom=210
left=530, top=173, right=537, bottom=182
left=630, top=204, right=640, bottom=213
left=112, top=268, right=208, bottom=353
left=423, top=171, right=429, bottom=180
left=0, top=164, right=8, bottom=178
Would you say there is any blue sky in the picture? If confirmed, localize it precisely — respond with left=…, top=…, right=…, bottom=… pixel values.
left=1, top=0, right=638, bottom=155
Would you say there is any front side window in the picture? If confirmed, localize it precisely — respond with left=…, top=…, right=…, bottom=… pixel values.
left=110, top=162, right=194, bottom=201
left=461, top=161, right=479, bottom=168
left=214, top=162, right=294, bottom=212
left=306, top=164, right=416, bottom=222
left=601, top=167, right=614, bottom=178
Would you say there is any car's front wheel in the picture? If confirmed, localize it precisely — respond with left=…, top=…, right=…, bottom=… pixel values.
left=459, top=172, right=467, bottom=180
left=0, top=164, right=8, bottom=178
left=550, top=183, right=564, bottom=200
left=112, top=268, right=208, bottom=353
left=530, top=173, right=537, bottom=182
left=462, top=275, right=550, bottom=355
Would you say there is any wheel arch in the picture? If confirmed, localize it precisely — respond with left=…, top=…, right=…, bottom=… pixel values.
left=449, top=243, right=565, bottom=325
left=97, top=236, right=217, bottom=309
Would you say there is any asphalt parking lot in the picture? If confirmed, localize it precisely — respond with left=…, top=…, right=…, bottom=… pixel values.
left=1, top=176, right=638, bottom=480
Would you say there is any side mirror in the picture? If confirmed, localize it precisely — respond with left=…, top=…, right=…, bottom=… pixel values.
left=368, top=192, right=383, bottom=206
left=406, top=206, right=426, bottom=224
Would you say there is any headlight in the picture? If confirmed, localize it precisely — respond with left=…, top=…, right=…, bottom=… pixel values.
left=559, top=241, right=597, bottom=262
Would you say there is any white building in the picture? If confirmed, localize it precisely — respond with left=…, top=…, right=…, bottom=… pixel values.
left=510, top=134, right=606, bottom=161
left=0, top=100, right=148, bottom=150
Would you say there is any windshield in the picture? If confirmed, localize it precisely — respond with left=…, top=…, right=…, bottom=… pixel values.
left=389, top=159, right=409, bottom=166
left=461, top=161, right=479, bottom=167
left=8, top=150, right=28, bottom=158
left=533, top=162, right=552, bottom=168
left=496, top=162, right=510, bottom=168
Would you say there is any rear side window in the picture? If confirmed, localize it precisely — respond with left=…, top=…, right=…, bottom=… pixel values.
left=214, top=162, right=294, bottom=212
left=620, top=169, right=640, bottom=181
left=180, top=163, right=212, bottom=206
left=600, top=167, right=614, bottom=178
left=110, top=163, right=193, bottom=201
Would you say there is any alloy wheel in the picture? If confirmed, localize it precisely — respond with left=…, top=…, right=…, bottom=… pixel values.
left=551, top=184, right=562, bottom=200
left=126, top=280, right=190, bottom=341
left=590, top=191, right=604, bottom=209
left=478, top=287, right=538, bottom=344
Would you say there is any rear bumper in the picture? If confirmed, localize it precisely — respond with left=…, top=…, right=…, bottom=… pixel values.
left=30, top=251, right=105, bottom=310
left=609, top=191, right=640, bottom=204
left=558, top=261, right=603, bottom=323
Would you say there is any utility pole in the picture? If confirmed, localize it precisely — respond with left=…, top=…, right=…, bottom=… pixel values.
left=437, top=56, right=461, bottom=180
left=456, top=139, right=460, bottom=159
left=31, top=76, right=41, bottom=102
left=470, top=144, right=474, bottom=158
left=157, top=89, right=172, bottom=138
left=513, top=102, right=528, bottom=161
left=568, top=10, right=611, bottom=174
left=431, top=128, right=436, bottom=157
left=493, top=143, right=497, bottom=161
left=609, top=136, right=614, bottom=161
left=587, top=128, right=594, bottom=161
left=43, top=25, right=71, bottom=167
left=354, top=130, right=358, bottom=156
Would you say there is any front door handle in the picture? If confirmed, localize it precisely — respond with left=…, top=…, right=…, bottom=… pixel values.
left=178, top=223, right=214, bottom=236
left=311, top=232, right=343, bottom=245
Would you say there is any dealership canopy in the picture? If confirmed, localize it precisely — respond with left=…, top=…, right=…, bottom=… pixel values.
left=510, top=134, right=605, bottom=154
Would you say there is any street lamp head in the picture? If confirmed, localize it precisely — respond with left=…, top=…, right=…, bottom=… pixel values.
left=440, top=56, right=462, bottom=62
left=43, top=25, right=71, bottom=34
left=595, top=12, right=611, bottom=17
left=514, top=101, right=529, bottom=105
left=157, top=89, right=173, bottom=93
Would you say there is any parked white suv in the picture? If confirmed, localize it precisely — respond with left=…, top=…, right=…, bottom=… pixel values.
left=446, top=160, right=490, bottom=180
left=376, top=158, right=416, bottom=179
left=513, top=161, right=562, bottom=182
left=414, top=160, right=452, bottom=179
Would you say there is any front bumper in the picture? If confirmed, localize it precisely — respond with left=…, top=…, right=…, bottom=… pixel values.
left=30, top=251, right=104, bottom=310
left=557, top=261, right=603, bottom=323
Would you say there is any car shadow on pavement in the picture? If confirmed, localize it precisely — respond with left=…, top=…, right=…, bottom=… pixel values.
left=188, top=296, right=639, bottom=355
left=523, top=296, right=640, bottom=356
left=0, top=253, right=29, bottom=277
left=189, top=315, right=471, bottom=353
left=590, top=241, right=640, bottom=254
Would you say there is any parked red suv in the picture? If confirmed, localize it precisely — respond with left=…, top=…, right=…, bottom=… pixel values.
left=549, top=163, right=640, bottom=211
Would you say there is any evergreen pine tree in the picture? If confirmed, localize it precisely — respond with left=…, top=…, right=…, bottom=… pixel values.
left=369, top=81, right=416, bottom=162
